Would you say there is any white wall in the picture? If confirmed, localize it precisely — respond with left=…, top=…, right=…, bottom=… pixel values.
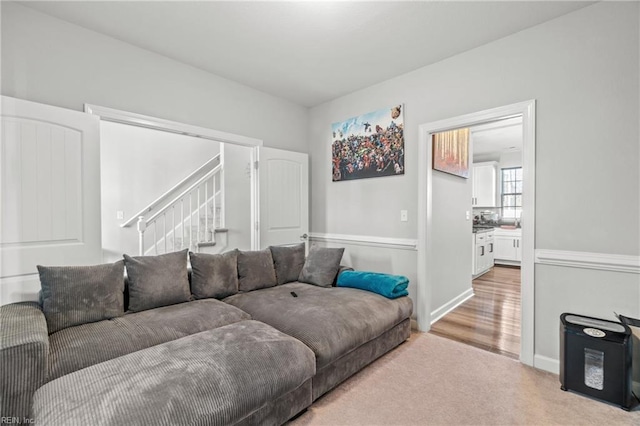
left=100, top=122, right=220, bottom=261
left=499, top=151, right=522, bottom=170
left=311, top=240, right=418, bottom=311
left=220, top=143, right=253, bottom=252
left=0, top=3, right=308, bottom=153
left=308, top=2, right=639, bottom=368
left=535, top=264, right=640, bottom=362
left=431, top=171, right=473, bottom=313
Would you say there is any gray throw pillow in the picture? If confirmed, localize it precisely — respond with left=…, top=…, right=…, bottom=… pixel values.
left=269, top=243, right=306, bottom=285
left=237, top=249, right=277, bottom=292
left=38, top=261, right=125, bottom=334
left=189, top=250, right=239, bottom=299
left=123, top=249, right=191, bottom=312
left=298, top=246, right=345, bottom=287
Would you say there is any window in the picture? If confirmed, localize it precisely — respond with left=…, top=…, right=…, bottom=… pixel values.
left=501, top=167, right=522, bottom=219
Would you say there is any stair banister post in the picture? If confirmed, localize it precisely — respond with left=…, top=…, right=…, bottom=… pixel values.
left=137, top=216, right=147, bottom=256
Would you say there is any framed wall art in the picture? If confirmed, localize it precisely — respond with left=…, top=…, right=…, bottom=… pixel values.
left=432, top=128, right=469, bottom=178
left=331, top=105, right=404, bottom=181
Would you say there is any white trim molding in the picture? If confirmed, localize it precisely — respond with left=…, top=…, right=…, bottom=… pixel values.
left=534, top=354, right=560, bottom=375
left=308, top=233, right=417, bottom=251
left=535, top=250, right=640, bottom=274
left=431, top=288, right=475, bottom=325
left=84, top=104, right=263, bottom=147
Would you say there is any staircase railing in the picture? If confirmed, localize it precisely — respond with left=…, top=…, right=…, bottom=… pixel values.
left=121, top=154, right=221, bottom=228
left=121, top=153, right=224, bottom=255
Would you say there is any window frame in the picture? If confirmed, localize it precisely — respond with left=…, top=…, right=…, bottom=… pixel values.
left=501, top=166, right=522, bottom=219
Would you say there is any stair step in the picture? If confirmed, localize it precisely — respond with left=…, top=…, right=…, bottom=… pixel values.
left=196, top=241, right=217, bottom=248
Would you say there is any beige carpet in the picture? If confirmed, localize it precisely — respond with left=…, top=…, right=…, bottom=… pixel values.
left=291, top=332, right=639, bottom=425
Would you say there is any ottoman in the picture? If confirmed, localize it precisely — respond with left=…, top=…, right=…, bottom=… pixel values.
left=31, top=320, right=315, bottom=425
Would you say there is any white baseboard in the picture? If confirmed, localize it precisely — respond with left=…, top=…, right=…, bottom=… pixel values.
left=430, top=288, right=474, bottom=325
left=534, top=354, right=560, bottom=375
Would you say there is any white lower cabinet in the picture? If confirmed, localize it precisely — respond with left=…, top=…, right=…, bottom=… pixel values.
left=473, top=230, right=494, bottom=276
left=493, top=229, right=522, bottom=265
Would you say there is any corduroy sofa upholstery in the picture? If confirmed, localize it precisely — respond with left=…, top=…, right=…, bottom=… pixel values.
left=0, top=245, right=413, bottom=425
left=32, top=321, right=316, bottom=426
left=224, top=282, right=413, bottom=400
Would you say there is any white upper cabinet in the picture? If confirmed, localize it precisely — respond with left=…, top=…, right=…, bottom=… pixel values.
left=472, top=162, right=497, bottom=207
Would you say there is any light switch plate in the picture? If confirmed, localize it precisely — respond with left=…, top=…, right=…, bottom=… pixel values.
left=116, top=210, right=124, bottom=220
left=400, top=210, right=408, bottom=222
left=466, top=211, right=470, bottom=220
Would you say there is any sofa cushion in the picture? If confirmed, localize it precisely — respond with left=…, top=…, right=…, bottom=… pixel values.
left=189, top=250, right=238, bottom=299
left=47, top=299, right=250, bottom=381
left=298, top=246, right=344, bottom=287
left=237, top=249, right=277, bottom=292
left=270, top=243, right=306, bottom=285
left=123, top=249, right=190, bottom=312
left=224, top=282, right=413, bottom=369
left=37, top=261, right=125, bottom=334
left=33, top=321, right=315, bottom=426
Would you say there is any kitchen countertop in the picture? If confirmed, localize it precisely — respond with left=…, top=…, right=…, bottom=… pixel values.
left=473, top=225, right=521, bottom=234
left=472, top=226, right=494, bottom=234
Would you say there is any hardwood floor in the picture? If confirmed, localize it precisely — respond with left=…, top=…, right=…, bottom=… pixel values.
left=429, top=265, right=521, bottom=359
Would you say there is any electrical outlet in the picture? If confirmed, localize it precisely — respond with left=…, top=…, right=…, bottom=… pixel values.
left=116, top=211, right=124, bottom=220
left=400, top=210, right=408, bottom=222
left=466, top=211, right=470, bottom=220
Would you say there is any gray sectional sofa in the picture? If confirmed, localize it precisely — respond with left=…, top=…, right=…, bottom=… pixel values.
left=0, top=244, right=412, bottom=425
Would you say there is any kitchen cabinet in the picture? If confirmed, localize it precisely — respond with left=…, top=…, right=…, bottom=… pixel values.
left=494, top=228, right=522, bottom=265
left=472, top=162, right=497, bottom=207
left=473, top=230, right=494, bottom=276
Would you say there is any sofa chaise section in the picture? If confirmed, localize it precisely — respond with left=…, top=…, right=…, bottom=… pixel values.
left=224, top=281, right=413, bottom=399
left=48, top=298, right=250, bottom=380
left=32, top=320, right=316, bottom=426
left=0, top=298, right=251, bottom=418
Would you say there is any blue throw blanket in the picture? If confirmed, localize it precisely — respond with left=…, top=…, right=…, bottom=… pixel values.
left=337, top=271, right=409, bottom=299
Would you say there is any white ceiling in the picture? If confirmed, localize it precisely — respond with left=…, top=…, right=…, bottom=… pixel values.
left=472, top=117, right=522, bottom=157
left=24, top=1, right=593, bottom=107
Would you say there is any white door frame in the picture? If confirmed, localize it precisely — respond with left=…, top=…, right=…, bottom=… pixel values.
left=417, top=100, right=536, bottom=366
left=84, top=104, right=263, bottom=147
left=84, top=104, right=264, bottom=250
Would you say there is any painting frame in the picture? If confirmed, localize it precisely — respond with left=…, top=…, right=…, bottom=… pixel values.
left=432, top=128, right=470, bottom=179
left=331, top=105, right=405, bottom=182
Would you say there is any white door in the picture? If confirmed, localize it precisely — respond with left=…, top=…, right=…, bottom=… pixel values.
left=258, top=147, right=309, bottom=249
left=1, top=96, right=102, bottom=304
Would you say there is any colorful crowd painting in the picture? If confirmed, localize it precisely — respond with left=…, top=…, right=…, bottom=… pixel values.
left=331, top=105, right=404, bottom=181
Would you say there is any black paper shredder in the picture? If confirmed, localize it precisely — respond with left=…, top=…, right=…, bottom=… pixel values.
left=560, top=313, right=633, bottom=410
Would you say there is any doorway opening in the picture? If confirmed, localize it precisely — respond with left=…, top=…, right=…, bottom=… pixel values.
left=416, top=100, right=535, bottom=366
left=430, top=117, right=524, bottom=359
left=84, top=104, right=262, bottom=258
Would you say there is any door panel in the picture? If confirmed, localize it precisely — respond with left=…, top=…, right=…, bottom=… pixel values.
left=258, top=147, right=308, bottom=249
left=1, top=96, right=102, bottom=304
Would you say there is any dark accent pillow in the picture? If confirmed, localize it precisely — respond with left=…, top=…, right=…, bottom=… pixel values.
left=269, top=243, right=306, bottom=285
left=298, top=246, right=345, bottom=287
left=237, top=249, right=277, bottom=292
left=123, top=249, right=190, bottom=312
left=38, top=261, right=125, bottom=334
left=189, top=250, right=239, bottom=299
